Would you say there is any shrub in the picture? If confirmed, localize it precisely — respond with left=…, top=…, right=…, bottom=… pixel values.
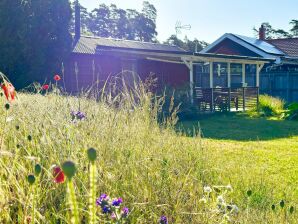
left=283, top=102, right=298, bottom=120
left=256, top=94, right=284, bottom=117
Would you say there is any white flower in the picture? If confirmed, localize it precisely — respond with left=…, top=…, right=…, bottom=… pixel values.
left=199, top=197, right=207, bottom=204
left=226, top=184, right=233, bottom=191
left=231, top=204, right=239, bottom=213
left=217, top=195, right=225, bottom=204
left=6, top=116, right=14, bottom=122
left=204, top=186, right=212, bottom=193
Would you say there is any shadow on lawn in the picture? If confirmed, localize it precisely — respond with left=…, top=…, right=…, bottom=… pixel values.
left=177, top=113, right=298, bottom=141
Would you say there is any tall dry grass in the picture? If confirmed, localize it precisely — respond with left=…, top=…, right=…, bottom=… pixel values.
left=0, top=76, right=296, bottom=223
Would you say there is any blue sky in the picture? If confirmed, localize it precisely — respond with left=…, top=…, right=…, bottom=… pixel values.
left=78, top=0, right=298, bottom=43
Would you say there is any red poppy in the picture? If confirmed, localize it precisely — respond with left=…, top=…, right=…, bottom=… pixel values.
left=1, top=83, right=16, bottom=101
left=54, top=75, right=61, bottom=81
left=42, top=84, right=49, bottom=90
left=53, top=166, right=65, bottom=183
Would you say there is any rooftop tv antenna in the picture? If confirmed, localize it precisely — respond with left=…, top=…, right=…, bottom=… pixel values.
left=175, top=21, right=191, bottom=36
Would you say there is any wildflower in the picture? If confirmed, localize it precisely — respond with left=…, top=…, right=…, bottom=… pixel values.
left=226, top=184, right=233, bottom=191
left=159, top=215, right=168, bottom=224
left=111, top=212, right=116, bottom=219
left=112, top=198, right=123, bottom=206
left=96, top=194, right=109, bottom=206
left=6, top=116, right=14, bottom=122
left=121, top=207, right=129, bottom=218
left=71, top=110, right=86, bottom=121
left=42, top=84, right=49, bottom=90
left=231, top=204, right=239, bottom=213
left=1, top=82, right=16, bottom=101
left=52, top=166, right=65, bottom=183
left=217, top=195, right=225, bottom=204
left=204, top=186, right=212, bottom=193
left=54, top=74, right=61, bottom=81
left=102, top=206, right=111, bottom=214
left=199, top=197, right=207, bottom=204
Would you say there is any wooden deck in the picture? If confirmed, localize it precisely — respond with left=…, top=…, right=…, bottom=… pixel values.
left=194, top=87, right=259, bottom=112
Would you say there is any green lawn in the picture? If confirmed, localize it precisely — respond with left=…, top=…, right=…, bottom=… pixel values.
left=178, top=113, right=298, bottom=218
left=179, top=113, right=298, bottom=141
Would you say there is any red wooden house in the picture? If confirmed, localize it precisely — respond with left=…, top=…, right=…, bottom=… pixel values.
left=65, top=3, right=272, bottom=112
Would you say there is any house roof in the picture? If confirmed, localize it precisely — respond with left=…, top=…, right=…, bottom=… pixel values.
left=232, top=34, right=285, bottom=55
left=72, top=35, right=188, bottom=55
left=266, top=38, right=298, bottom=58
left=200, top=33, right=298, bottom=64
left=200, top=33, right=280, bottom=59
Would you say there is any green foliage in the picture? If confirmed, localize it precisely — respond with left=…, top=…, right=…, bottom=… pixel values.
left=0, top=0, right=72, bottom=89
left=73, top=1, right=158, bottom=42
left=257, top=95, right=284, bottom=117
left=283, top=102, right=298, bottom=120
left=164, top=35, right=208, bottom=52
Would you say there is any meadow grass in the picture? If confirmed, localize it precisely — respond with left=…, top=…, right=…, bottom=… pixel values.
left=0, top=85, right=297, bottom=223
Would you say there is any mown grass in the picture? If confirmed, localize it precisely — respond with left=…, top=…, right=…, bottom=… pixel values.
left=0, top=87, right=297, bottom=223
left=179, top=113, right=298, bottom=222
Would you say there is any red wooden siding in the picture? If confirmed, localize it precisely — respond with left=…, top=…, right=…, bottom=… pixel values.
left=207, top=38, right=260, bottom=57
left=64, top=53, right=189, bottom=92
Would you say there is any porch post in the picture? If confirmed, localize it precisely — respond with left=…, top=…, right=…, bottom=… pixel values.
left=256, top=64, right=260, bottom=87
left=242, top=63, right=246, bottom=87
left=209, top=62, right=213, bottom=88
left=189, top=61, right=194, bottom=103
left=256, top=63, right=264, bottom=87
left=227, top=62, right=231, bottom=88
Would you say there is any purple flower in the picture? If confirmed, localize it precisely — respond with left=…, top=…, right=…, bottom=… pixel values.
left=71, top=110, right=86, bottom=121
left=121, top=207, right=129, bottom=218
left=96, top=194, right=109, bottom=206
left=102, top=206, right=111, bottom=214
left=112, top=197, right=123, bottom=206
left=159, top=216, right=168, bottom=224
left=111, top=212, right=116, bottom=219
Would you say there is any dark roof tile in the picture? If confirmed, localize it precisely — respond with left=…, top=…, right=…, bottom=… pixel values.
left=266, top=38, right=298, bottom=58
left=73, top=35, right=187, bottom=55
